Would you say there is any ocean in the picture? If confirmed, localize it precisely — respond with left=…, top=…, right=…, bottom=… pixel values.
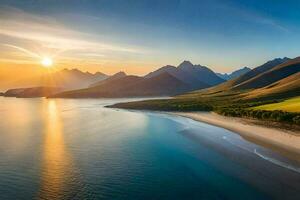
left=0, top=97, right=299, bottom=200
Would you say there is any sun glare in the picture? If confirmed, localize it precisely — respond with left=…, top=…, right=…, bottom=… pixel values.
left=41, top=57, right=53, bottom=68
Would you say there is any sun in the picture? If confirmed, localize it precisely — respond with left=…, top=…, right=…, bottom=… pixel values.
left=41, top=57, right=53, bottom=68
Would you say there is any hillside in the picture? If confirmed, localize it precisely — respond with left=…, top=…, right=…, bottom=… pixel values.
left=188, top=57, right=291, bottom=96
left=234, top=57, right=300, bottom=90
left=243, top=72, right=300, bottom=100
left=181, top=57, right=299, bottom=101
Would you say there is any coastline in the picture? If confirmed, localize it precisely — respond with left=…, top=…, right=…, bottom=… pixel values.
left=171, top=111, right=300, bottom=163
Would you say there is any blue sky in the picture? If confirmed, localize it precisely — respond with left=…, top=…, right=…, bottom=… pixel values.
left=1, top=0, right=300, bottom=74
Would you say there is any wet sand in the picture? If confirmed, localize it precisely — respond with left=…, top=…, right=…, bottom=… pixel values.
left=171, top=112, right=300, bottom=163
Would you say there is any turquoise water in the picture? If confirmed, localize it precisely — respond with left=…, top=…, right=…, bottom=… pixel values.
left=0, top=97, right=299, bottom=200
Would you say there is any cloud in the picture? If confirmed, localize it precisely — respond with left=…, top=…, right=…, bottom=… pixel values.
left=0, top=6, right=144, bottom=59
left=3, top=44, right=41, bottom=58
left=222, top=2, right=290, bottom=33
left=254, top=16, right=289, bottom=33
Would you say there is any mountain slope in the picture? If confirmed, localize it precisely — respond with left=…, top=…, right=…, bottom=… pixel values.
left=234, top=57, right=300, bottom=90
left=196, top=57, right=291, bottom=94
left=232, top=57, right=290, bottom=87
left=243, top=72, right=300, bottom=100
left=182, top=57, right=300, bottom=102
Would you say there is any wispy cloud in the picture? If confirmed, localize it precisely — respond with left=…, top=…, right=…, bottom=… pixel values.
left=3, top=44, right=41, bottom=58
left=222, top=2, right=290, bottom=33
left=0, top=6, right=145, bottom=62
left=253, top=16, right=289, bottom=33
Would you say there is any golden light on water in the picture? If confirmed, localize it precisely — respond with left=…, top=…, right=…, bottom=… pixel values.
left=38, top=100, right=72, bottom=199
left=41, top=57, right=53, bottom=68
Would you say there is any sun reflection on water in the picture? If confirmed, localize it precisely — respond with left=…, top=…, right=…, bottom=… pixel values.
left=37, top=100, right=73, bottom=199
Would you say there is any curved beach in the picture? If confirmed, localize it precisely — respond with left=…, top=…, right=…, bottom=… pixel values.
left=172, top=112, right=300, bottom=163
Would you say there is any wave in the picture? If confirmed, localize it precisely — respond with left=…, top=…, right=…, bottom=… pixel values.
left=254, top=149, right=300, bottom=174
left=222, top=136, right=300, bottom=174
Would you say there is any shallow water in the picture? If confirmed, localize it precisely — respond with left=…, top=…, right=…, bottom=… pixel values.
left=0, top=97, right=299, bottom=200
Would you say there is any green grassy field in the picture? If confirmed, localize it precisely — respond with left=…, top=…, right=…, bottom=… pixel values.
left=253, top=96, right=300, bottom=112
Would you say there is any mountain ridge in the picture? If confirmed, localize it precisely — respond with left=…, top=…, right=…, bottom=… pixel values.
left=145, top=60, right=224, bottom=87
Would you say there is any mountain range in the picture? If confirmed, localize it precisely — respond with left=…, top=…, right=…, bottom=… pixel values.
left=3, top=57, right=298, bottom=99
left=50, top=61, right=225, bottom=98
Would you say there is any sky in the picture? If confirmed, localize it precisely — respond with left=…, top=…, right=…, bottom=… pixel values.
left=1, top=0, right=300, bottom=76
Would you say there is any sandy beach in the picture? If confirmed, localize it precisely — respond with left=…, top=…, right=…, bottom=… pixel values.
left=172, top=112, right=300, bottom=163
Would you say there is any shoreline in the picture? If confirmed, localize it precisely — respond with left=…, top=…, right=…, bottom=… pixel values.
left=170, top=111, right=300, bottom=163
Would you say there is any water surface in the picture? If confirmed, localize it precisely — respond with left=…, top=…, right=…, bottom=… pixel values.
left=0, top=97, right=299, bottom=200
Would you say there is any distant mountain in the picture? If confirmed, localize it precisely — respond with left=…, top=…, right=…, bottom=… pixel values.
left=3, top=87, right=62, bottom=98
left=145, top=61, right=224, bottom=88
left=51, top=72, right=191, bottom=98
left=5, top=68, right=108, bottom=90
left=217, top=67, right=251, bottom=80
left=51, top=61, right=222, bottom=98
